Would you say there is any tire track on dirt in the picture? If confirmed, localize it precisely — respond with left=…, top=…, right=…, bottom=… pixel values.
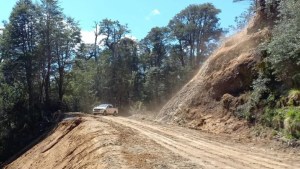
left=107, top=118, right=259, bottom=168
left=99, top=116, right=203, bottom=169
left=104, top=117, right=299, bottom=169
left=123, top=119, right=296, bottom=168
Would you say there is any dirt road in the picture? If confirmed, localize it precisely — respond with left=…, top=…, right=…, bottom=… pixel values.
left=5, top=115, right=300, bottom=169
left=103, top=116, right=300, bottom=169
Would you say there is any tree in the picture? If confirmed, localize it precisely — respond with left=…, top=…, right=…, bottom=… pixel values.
left=139, top=27, right=171, bottom=106
left=140, top=27, right=170, bottom=67
left=114, top=37, right=140, bottom=105
left=168, top=3, right=223, bottom=68
left=39, top=0, right=64, bottom=108
left=53, top=17, right=81, bottom=103
left=1, top=0, right=40, bottom=114
left=95, top=19, right=136, bottom=107
left=266, top=0, right=300, bottom=87
left=99, top=19, right=130, bottom=56
left=0, top=0, right=82, bottom=162
left=0, top=0, right=42, bottom=162
left=64, top=59, right=97, bottom=112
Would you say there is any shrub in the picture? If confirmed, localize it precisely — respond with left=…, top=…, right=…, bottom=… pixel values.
left=272, top=110, right=285, bottom=130
left=234, top=74, right=271, bottom=122
left=261, top=108, right=283, bottom=128
left=262, top=106, right=300, bottom=139
left=287, top=89, right=300, bottom=106
left=266, top=1, right=300, bottom=86
left=261, top=108, right=275, bottom=127
left=235, top=101, right=255, bottom=122
left=284, top=107, right=300, bottom=138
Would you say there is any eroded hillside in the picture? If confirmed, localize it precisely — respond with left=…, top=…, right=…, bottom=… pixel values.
left=157, top=18, right=270, bottom=134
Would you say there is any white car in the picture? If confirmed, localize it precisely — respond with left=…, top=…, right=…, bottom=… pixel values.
left=92, top=104, right=118, bottom=116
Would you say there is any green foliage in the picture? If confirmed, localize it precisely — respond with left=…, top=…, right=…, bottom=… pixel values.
left=287, top=89, right=300, bottom=106
left=266, top=0, right=300, bottom=87
left=168, top=3, right=223, bottom=67
left=251, top=74, right=271, bottom=104
left=0, top=65, right=36, bottom=162
left=235, top=102, right=254, bottom=121
left=262, top=107, right=300, bottom=139
left=0, top=0, right=82, bottom=163
left=261, top=108, right=284, bottom=129
left=243, top=0, right=300, bottom=139
left=235, top=73, right=271, bottom=121
left=99, top=19, right=130, bottom=51
left=64, top=60, right=97, bottom=113
left=284, top=107, right=300, bottom=138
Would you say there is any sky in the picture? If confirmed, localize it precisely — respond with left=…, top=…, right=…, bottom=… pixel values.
left=0, top=0, right=250, bottom=43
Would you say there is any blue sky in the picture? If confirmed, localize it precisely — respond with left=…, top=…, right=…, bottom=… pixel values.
left=0, top=0, right=250, bottom=43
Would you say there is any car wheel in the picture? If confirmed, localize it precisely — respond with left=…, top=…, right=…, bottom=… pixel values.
left=113, top=111, right=117, bottom=116
left=103, top=111, right=107, bottom=116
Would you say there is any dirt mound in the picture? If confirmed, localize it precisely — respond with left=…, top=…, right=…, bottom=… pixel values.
left=4, top=116, right=120, bottom=169
left=4, top=115, right=207, bottom=169
left=156, top=18, right=270, bottom=134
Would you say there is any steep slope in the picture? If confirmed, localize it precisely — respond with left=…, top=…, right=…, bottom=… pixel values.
left=157, top=19, right=270, bottom=134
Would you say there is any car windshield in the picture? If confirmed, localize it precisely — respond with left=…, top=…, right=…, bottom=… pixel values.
left=97, top=104, right=111, bottom=108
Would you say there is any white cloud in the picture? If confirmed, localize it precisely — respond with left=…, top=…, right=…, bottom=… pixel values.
left=81, top=30, right=138, bottom=45
left=80, top=30, right=106, bottom=44
left=0, top=28, right=4, bottom=35
left=0, top=24, right=4, bottom=34
left=81, top=30, right=96, bottom=44
left=151, top=9, right=160, bottom=16
left=146, top=9, right=161, bottom=21
left=125, top=34, right=138, bottom=41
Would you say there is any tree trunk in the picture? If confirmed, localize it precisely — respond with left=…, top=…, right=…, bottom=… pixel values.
left=26, top=60, right=34, bottom=111
left=45, top=52, right=51, bottom=106
left=58, top=67, right=64, bottom=102
left=94, top=22, right=99, bottom=62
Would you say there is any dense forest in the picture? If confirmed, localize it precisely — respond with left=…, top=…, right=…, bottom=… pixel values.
left=0, top=0, right=224, bottom=162
left=0, top=0, right=300, bottom=164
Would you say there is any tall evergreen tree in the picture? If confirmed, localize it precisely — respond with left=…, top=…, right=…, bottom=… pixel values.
left=0, top=0, right=42, bottom=162
left=139, top=27, right=170, bottom=106
left=2, top=0, right=40, bottom=115
left=39, top=0, right=64, bottom=108
left=168, top=3, right=223, bottom=67
left=53, top=17, right=81, bottom=103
